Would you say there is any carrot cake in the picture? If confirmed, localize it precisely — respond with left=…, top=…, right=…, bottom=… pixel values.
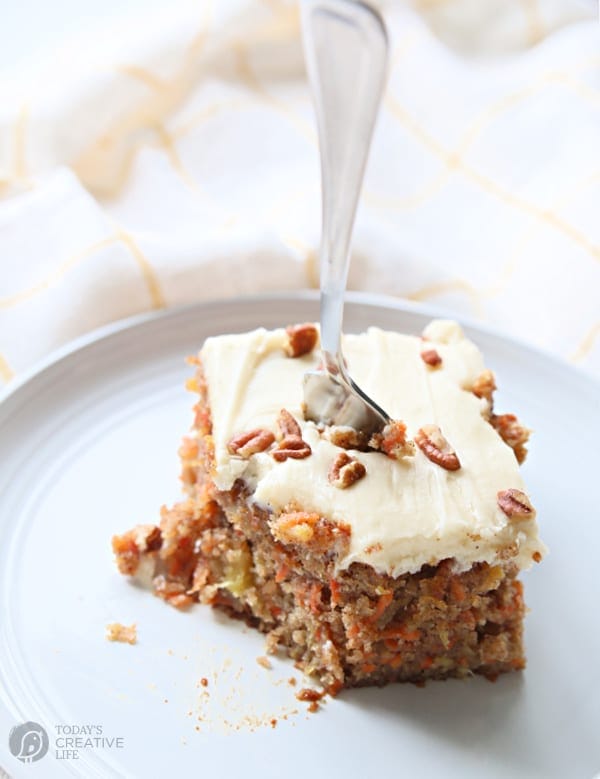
left=113, top=320, right=545, bottom=693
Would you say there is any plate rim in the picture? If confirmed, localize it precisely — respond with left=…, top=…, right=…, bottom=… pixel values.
left=1, top=290, right=598, bottom=410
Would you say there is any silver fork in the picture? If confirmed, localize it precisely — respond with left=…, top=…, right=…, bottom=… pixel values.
left=301, top=0, right=391, bottom=437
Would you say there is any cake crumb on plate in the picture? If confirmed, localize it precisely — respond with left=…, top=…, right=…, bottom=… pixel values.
left=106, top=622, right=137, bottom=645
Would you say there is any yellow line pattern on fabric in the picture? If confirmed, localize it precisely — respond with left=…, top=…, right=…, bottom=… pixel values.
left=0, top=237, right=118, bottom=309
left=480, top=169, right=600, bottom=300
left=75, top=8, right=213, bottom=197
left=233, top=42, right=316, bottom=145
left=570, top=321, right=600, bottom=363
left=172, top=99, right=248, bottom=139
left=406, top=168, right=600, bottom=309
left=0, top=353, right=15, bottom=383
left=185, top=0, right=213, bottom=60
left=13, top=104, right=30, bottom=181
left=371, top=71, right=600, bottom=210
left=0, top=231, right=166, bottom=311
left=115, top=230, right=166, bottom=309
left=78, top=2, right=306, bottom=197
left=0, top=176, right=13, bottom=197
left=115, top=65, right=168, bottom=92
left=519, top=0, right=545, bottom=45
left=154, top=124, right=199, bottom=191
left=385, top=95, right=600, bottom=261
left=250, top=0, right=301, bottom=45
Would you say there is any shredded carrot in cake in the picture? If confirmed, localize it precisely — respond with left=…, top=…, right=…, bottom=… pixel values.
left=329, top=579, right=342, bottom=606
left=369, top=591, right=393, bottom=623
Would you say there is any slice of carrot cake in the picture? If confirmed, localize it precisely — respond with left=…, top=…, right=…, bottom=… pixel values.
left=113, top=320, right=545, bottom=693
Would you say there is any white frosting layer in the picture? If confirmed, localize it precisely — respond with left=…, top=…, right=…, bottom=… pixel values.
left=200, top=322, right=545, bottom=577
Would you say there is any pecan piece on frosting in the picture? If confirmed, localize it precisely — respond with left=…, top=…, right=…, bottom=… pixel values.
left=272, top=434, right=311, bottom=462
left=370, top=420, right=415, bottom=460
left=326, top=425, right=370, bottom=451
left=471, top=370, right=496, bottom=402
left=420, top=348, right=442, bottom=368
left=414, top=424, right=461, bottom=471
left=285, top=323, right=319, bottom=358
left=328, top=452, right=366, bottom=489
left=277, top=408, right=302, bottom=438
left=497, top=489, right=535, bottom=520
left=491, top=413, right=530, bottom=465
left=227, top=429, right=275, bottom=458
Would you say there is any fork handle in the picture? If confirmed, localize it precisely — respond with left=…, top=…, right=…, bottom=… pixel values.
left=302, top=0, right=388, bottom=359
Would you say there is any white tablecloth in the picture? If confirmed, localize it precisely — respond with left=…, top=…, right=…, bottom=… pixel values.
left=0, top=0, right=598, bottom=385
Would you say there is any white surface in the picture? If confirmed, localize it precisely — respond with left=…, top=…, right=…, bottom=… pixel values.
left=0, top=0, right=598, bottom=385
left=0, top=0, right=170, bottom=73
left=0, top=293, right=599, bottom=779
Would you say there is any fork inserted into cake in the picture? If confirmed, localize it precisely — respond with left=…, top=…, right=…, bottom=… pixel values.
left=301, top=0, right=391, bottom=438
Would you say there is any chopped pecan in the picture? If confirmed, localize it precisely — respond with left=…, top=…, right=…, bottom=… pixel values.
left=272, top=434, right=311, bottom=462
left=491, top=413, right=530, bottom=464
left=414, top=424, right=461, bottom=471
left=285, top=323, right=319, bottom=358
left=227, top=428, right=275, bottom=458
left=370, top=420, right=415, bottom=460
left=420, top=348, right=442, bottom=368
left=326, top=425, right=369, bottom=451
left=277, top=408, right=302, bottom=438
left=471, top=370, right=496, bottom=402
left=328, top=452, right=366, bottom=489
left=497, top=489, right=535, bottom=520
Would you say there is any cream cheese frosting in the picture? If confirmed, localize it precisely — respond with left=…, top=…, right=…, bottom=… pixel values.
left=200, top=321, right=545, bottom=578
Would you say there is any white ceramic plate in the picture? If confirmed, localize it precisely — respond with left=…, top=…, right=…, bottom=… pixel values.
left=0, top=293, right=598, bottom=779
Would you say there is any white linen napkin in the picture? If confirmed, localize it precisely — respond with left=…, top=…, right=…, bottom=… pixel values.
left=0, top=0, right=598, bottom=384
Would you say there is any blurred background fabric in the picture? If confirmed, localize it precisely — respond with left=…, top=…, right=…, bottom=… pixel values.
left=0, top=0, right=598, bottom=385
